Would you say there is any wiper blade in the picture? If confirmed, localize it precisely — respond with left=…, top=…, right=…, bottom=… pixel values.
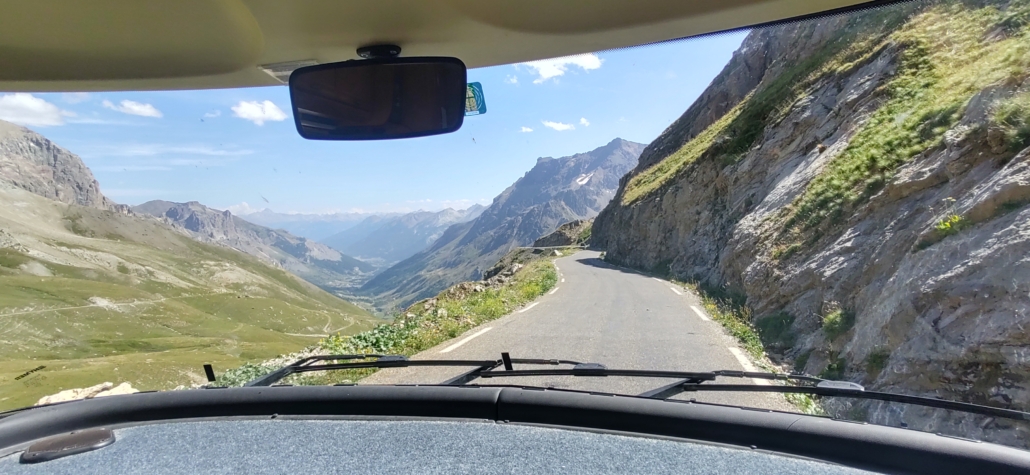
left=235, top=353, right=1030, bottom=422
left=241, top=353, right=817, bottom=388
left=678, top=384, right=1030, bottom=422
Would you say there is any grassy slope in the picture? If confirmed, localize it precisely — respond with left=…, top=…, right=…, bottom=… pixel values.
left=783, top=0, right=1030, bottom=237
left=0, top=189, right=376, bottom=410
left=622, top=0, right=1030, bottom=215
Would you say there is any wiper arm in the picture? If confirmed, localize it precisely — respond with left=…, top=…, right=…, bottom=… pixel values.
left=240, top=353, right=819, bottom=388
left=242, top=353, right=588, bottom=387
left=234, top=353, right=1030, bottom=422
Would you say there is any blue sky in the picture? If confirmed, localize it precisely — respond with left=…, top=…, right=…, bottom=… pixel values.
left=0, top=32, right=747, bottom=214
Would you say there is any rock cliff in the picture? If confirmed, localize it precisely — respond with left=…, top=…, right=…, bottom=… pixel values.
left=595, top=0, right=1030, bottom=446
left=0, top=119, right=112, bottom=209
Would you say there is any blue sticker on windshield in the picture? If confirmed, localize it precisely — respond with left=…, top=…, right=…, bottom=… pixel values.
left=465, top=82, right=487, bottom=116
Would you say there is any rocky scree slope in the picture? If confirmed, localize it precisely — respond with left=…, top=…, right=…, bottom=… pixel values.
left=594, top=0, right=1030, bottom=446
left=363, top=138, right=643, bottom=311
left=134, top=200, right=374, bottom=291
left=321, top=205, right=485, bottom=265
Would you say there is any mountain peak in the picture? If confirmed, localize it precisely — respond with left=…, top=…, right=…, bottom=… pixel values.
left=0, top=119, right=112, bottom=210
left=363, top=140, right=645, bottom=310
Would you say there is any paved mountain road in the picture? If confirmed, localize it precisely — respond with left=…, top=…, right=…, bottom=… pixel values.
left=363, top=251, right=795, bottom=412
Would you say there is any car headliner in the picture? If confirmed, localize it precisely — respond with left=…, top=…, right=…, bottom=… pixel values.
left=0, top=0, right=870, bottom=92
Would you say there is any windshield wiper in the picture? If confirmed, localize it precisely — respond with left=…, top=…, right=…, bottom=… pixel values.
left=234, top=353, right=1030, bottom=422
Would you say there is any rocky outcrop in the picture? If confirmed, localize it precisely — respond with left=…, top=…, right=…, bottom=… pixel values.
left=364, top=138, right=644, bottom=311
left=594, top=0, right=1030, bottom=446
left=0, top=119, right=112, bottom=209
left=36, top=382, right=138, bottom=405
left=532, top=219, right=592, bottom=248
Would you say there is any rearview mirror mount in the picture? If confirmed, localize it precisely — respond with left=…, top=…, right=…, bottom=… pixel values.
left=289, top=56, right=467, bottom=141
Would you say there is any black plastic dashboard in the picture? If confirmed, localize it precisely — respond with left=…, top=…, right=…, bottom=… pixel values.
left=1, top=385, right=1028, bottom=474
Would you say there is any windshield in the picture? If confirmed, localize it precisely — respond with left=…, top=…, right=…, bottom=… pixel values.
left=2, top=0, right=1029, bottom=450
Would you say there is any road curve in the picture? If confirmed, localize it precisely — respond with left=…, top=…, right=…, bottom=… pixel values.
left=363, top=250, right=795, bottom=412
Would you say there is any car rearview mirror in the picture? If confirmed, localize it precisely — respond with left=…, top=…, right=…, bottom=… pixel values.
left=289, top=57, right=467, bottom=140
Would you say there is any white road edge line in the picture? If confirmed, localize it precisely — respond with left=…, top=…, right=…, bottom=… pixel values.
left=439, top=327, right=493, bottom=353
left=518, top=302, right=540, bottom=313
left=561, top=278, right=565, bottom=283
left=549, top=287, right=559, bottom=295
left=652, top=277, right=664, bottom=282
left=669, top=287, right=682, bottom=295
left=726, top=347, right=770, bottom=385
left=689, top=305, right=711, bottom=322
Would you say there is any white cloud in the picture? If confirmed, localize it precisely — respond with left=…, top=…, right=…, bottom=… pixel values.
left=102, top=99, right=163, bottom=118
left=504, top=75, right=519, bottom=85
left=0, top=93, right=68, bottom=126
left=520, top=126, right=533, bottom=133
left=231, top=100, right=287, bottom=125
left=226, top=202, right=260, bottom=215
left=62, top=92, right=91, bottom=104
left=579, top=117, right=590, bottom=127
left=203, top=110, right=221, bottom=118
left=542, top=120, right=575, bottom=131
left=517, top=53, right=603, bottom=84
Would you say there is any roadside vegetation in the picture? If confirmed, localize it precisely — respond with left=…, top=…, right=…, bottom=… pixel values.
left=676, top=281, right=823, bottom=415
left=214, top=253, right=563, bottom=387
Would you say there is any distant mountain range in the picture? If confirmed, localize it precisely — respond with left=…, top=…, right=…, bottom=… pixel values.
left=362, top=138, right=644, bottom=311
left=238, top=209, right=395, bottom=241
left=320, top=205, right=485, bottom=265
left=133, top=200, right=375, bottom=292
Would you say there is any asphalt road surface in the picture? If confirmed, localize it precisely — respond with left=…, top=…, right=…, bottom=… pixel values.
left=363, top=251, right=795, bottom=412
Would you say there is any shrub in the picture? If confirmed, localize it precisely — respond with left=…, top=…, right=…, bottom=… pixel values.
left=755, top=312, right=795, bottom=347
left=771, top=243, right=802, bottom=260
left=794, top=351, right=812, bottom=374
left=934, top=214, right=968, bottom=237
left=576, top=224, right=592, bottom=245
left=820, top=355, right=847, bottom=380
left=822, top=309, right=856, bottom=340
left=993, top=92, right=1030, bottom=153
left=866, top=349, right=891, bottom=374
left=214, top=362, right=275, bottom=387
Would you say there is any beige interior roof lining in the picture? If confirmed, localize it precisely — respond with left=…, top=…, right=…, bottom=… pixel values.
left=0, top=0, right=871, bottom=92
